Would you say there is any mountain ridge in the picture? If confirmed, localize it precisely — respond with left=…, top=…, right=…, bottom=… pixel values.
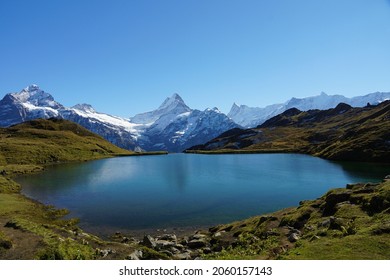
left=228, top=91, right=390, bottom=128
left=0, top=85, right=239, bottom=152
left=187, top=100, right=390, bottom=163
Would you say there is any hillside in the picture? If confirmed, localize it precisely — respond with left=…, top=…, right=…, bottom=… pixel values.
left=187, top=101, right=390, bottom=163
left=198, top=176, right=390, bottom=259
left=0, top=118, right=166, bottom=260
left=0, top=118, right=135, bottom=169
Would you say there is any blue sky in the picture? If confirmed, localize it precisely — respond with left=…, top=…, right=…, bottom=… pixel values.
left=1, top=0, right=390, bottom=117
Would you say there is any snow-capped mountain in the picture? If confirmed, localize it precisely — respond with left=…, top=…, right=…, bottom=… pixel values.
left=228, top=91, right=390, bottom=127
left=0, top=84, right=62, bottom=127
left=0, top=85, right=140, bottom=150
left=0, top=85, right=239, bottom=152
left=128, top=94, right=239, bottom=152
left=139, top=106, right=239, bottom=152
left=130, top=93, right=191, bottom=124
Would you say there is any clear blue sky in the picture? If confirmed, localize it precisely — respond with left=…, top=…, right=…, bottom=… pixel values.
left=1, top=0, right=390, bottom=117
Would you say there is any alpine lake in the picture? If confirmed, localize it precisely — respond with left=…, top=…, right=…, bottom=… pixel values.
left=15, top=153, right=389, bottom=237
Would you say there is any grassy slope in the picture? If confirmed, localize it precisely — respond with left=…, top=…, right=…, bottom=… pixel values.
left=187, top=101, right=390, bottom=163
left=204, top=179, right=390, bottom=260
left=0, top=118, right=165, bottom=259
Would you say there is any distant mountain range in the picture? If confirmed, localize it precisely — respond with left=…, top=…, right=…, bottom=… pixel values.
left=228, top=91, right=390, bottom=127
left=0, top=85, right=238, bottom=152
left=188, top=101, right=390, bottom=162
left=0, top=85, right=389, bottom=152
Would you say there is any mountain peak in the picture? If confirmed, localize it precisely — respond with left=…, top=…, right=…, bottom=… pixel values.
left=158, top=93, right=188, bottom=110
left=228, top=102, right=241, bottom=117
left=171, top=93, right=183, bottom=100
left=72, top=103, right=96, bottom=113
left=24, top=84, right=40, bottom=92
left=10, top=85, right=63, bottom=110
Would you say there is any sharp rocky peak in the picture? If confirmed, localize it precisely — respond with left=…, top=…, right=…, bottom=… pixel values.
left=158, top=93, right=188, bottom=110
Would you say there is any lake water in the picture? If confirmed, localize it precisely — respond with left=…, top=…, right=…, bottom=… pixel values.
left=17, top=153, right=389, bottom=236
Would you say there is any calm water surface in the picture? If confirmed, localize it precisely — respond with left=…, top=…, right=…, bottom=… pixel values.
left=17, top=154, right=389, bottom=235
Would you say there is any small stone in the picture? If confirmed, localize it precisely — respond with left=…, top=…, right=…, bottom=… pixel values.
left=288, top=228, right=301, bottom=235
left=202, top=247, right=212, bottom=254
left=127, top=250, right=143, bottom=260
left=121, top=237, right=130, bottom=243
left=173, top=252, right=191, bottom=260
left=309, top=235, right=320, bottom=241
left=288, top=233, right=300, bottom=242
left=174, top=243, right=185, bottom=250
left=191, top=234, right=207, bottom=240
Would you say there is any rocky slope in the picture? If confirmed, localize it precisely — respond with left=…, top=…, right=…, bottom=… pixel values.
left=188, top=101, right=390, bottom=163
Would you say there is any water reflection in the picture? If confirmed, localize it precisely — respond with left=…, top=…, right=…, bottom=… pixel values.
left=160, top=154, right=189, bottom=191
left=16, top=153, right=388, bottom=233
left=331, top=160, right=389, bottom=182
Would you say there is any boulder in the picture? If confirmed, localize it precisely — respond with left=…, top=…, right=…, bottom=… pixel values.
left=155, top=240, right=176, bottom=250
left=188, top=238, right=208, bottom=249
left=142, top=235, right=156, bottom=248
left=158, top=234, right=177, bottom=242
left=191, top=233, right=207, bottom=240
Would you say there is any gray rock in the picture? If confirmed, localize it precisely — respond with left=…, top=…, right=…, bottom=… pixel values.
left=319, top=219, right=331, bottom=228
left=213, top=231, right=225, bottom=238
left=168, top=247, right=181, bottom=254
left=159, top=234, right=177, bottom=242
left=288, top=233, right=300, bottom=242
left=142, top=235, right=156, bottom=248
left=202, top=247, right=212, bottom=254
left=127, top=250, right=143, bottom=260
left=174, top=244, right=185, bottom=250
left=188, top=238, right=208, bottom=249
left=287, top=227, right=301, bottom=235
left=173, top=252, right=191, bottom=260
left=96, top=248, right=115, bottom=258
left=191, top=233, right=207, bottom=240
left=155, top=240, right=176, bottom=250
